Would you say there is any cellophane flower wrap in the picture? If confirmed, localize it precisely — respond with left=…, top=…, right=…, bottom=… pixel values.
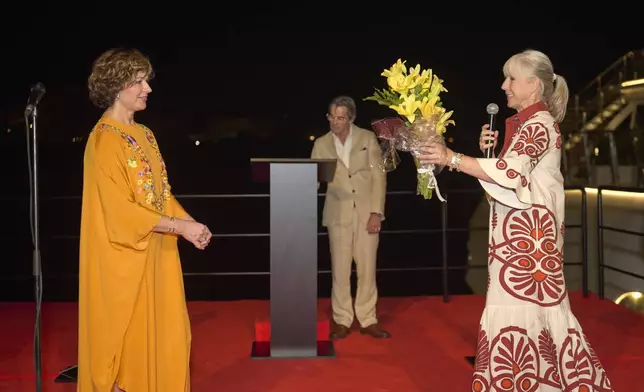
left=364, top=59, right=455, bottom=201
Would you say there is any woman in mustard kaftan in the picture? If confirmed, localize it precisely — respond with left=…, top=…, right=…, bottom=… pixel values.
left=78, top=48, right=212, bottom=392
left=419, top=50, right=613, bottom=391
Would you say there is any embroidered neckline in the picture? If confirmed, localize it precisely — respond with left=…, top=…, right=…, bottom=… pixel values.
left=94, top=121, right=171, bottom=214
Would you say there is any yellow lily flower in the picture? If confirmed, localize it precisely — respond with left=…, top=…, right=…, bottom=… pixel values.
left=381, top=58, right=407, bottom=78
left=408, top=64, right=421, bottom=77
left=435, top=110, right=455, bottom=135
left=430, top=75, right=448, bottom=96
left=387, top=73, right=418, bottom=94
left=419, top=96, right=440, bottom=118
left=417, top=69, right=433, bottom=90
left=364, top=58, right=456, bottom=200
left=390, top=94, right=422, bottom=123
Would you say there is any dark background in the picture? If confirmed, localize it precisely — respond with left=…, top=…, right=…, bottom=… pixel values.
left=1, top=18, right=640, bottom=302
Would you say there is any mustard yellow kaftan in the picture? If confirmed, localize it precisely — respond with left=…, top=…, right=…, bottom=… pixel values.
left=78, top=117, right=191, bottom=392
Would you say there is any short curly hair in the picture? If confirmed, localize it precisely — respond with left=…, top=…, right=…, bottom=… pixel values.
left=87, top=48, right=154, bottom=109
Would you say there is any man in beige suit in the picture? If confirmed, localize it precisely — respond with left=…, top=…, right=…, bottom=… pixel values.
left=311, top=96, right=390, bottom=339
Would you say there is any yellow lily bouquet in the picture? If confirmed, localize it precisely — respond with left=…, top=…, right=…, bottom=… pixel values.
left=365, top=59, right=455, bottom=200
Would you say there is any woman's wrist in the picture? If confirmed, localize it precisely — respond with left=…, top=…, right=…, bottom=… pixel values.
left=443, top=148, right=454, bottom=166
left=167, top=217, right=177, bottom=233
left=158, top=216, right=188, bottom=235
left=174, top=218, right=188, bottom=235
left=446, top=150, right=464, bottom=172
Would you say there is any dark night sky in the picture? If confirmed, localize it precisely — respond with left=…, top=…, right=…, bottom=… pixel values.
left=4, top=25, right=638, bottom=133
left=2, top=21, right=641, bottom=196
left=0, top=18, right=641, bottom=300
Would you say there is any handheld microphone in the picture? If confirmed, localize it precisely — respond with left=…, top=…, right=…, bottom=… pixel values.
left=25, top=82, right=46, bottom=116
left=485, top=103, right=499, bottom=158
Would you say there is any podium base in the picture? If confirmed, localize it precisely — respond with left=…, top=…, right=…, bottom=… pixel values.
left=55, top=365, right=78, bottom=383
left=250, top=341, right=336, bottom=359
left=465, top=356, right=476, bottom=366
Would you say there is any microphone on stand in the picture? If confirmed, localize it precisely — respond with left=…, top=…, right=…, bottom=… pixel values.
left=25, top=82, right=46, bottom=116
left=485, top=103, right=499, bottom=158
left=23, top=82, right=46, bottom=392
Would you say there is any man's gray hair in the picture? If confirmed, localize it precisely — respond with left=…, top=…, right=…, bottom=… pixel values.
left=329, top=95, right=356, bottom=121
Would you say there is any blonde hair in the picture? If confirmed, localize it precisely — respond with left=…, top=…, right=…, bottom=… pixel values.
left=503, top=49, right=569, bottom=123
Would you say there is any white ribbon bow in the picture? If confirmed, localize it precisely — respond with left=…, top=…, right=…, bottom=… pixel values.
left=417, top=165, right=447, bottom=202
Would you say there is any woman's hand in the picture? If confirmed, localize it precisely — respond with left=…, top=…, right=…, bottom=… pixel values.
left=177, top=220, right=212, bottom=250
left=417, top=141, right=453, bottom=167
left=479, top=124, right=498, bottom=153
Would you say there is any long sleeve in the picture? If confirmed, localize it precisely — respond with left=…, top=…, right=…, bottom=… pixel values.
left=169, top=195, right=189, bottom=219
left=368, top=132, right=386, bottom=215
left=78, top=120, right=193, bottom=392
left=476, top=118, right=559, bottom=209
left=93, top=130, right=163, bottom=250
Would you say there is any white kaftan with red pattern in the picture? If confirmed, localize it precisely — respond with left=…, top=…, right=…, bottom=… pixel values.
left=471, top=101, right=613, bottom=392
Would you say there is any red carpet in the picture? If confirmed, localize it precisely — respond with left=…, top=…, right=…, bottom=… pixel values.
left=1, top=291, right=642, bottom=391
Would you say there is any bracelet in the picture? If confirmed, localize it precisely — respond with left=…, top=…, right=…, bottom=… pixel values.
left=448, top=153, right=463, bottom=172
left=168, top=216, right=176, bottom=233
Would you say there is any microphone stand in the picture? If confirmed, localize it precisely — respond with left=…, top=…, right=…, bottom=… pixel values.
left=485, top=103, right=498, bottom=159
left=485, top=115, right=496, bottom=158
left=485, top=146, right=494, bottom=158
left=25, top=104, right=43, bottom=392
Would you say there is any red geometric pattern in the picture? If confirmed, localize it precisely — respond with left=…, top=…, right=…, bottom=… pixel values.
left=506, top=167, right=529, bottom=188
left=472, top=326, right=491, bottom=392
left=559, top=329, right=613, bottom=391
left=492, top=120, right=552, bottom=194
left=475, top=105, right=614, bottom=392
left=511, top=122, right=550, bottom=161
left=489, top=205, right=566, bottom=306
left=489, top=326, right=540, bottom=391
left=472, top=326, right=614, bottom=392
left=495, top=159, right=529, bottom=188
left=538, top=329, right=562, bottom=388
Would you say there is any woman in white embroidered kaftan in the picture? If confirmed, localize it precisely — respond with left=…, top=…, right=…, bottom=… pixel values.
left=418, top=49, right=614, bottom=392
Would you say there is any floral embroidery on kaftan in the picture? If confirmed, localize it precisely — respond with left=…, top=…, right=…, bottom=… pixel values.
left=94, top=122, right=172, bottom=214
